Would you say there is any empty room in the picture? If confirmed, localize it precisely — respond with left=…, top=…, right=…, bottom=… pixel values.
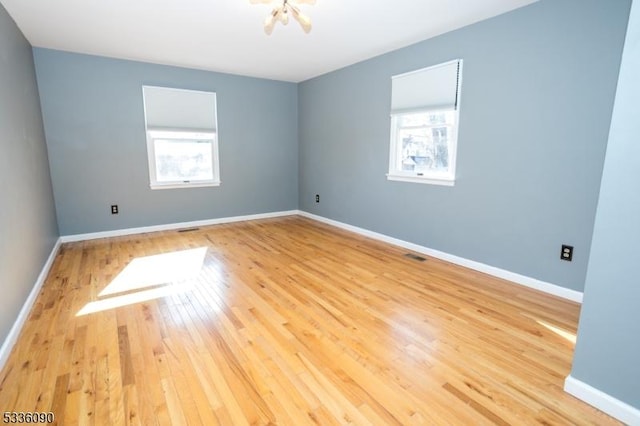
left=1, top=0, right=638, bottom=424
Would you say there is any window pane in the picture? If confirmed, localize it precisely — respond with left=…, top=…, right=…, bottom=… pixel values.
left=154, top=139, right=213, bottom=182
left=396, top=111, right=454, bottom=174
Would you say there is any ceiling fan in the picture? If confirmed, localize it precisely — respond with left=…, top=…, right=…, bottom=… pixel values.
left=250, top=0, right=316, bottom=35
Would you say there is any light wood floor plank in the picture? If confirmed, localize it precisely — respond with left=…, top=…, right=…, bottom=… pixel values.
left=0, top=216, right=620, bottom=424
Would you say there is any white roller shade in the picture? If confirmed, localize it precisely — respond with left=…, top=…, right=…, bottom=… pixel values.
left=143, top=86, right=217, bottom=131
left=391, top=59, right=461, bottom=114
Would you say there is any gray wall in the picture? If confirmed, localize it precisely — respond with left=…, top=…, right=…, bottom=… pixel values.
left=298, top=0, right=631, bottom=292
left=0, top=5, right=59, bottom=345
left=571, top=0, right=640, bottom=409
left=33, top=49, right=299, bottom=235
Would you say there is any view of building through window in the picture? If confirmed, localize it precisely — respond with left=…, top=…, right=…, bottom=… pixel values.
left=395, top=110, right=455, bottom=174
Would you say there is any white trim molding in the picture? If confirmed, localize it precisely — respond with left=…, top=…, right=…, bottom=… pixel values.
left=386, top=174, right=455, bottom=186
left=60, top=210, right=299, bottom=243
left=150, top=181, right=221, bottom=190
left=565, top=375, right=640, bottom=425
left=0, top=238, right=62, bottom=371
left=298, top=210, right=583, bottom=303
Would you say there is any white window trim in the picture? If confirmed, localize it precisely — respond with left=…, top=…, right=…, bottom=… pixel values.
left=150, top=181, right=221, bottom=190
left=146, top=128, right=221, bottom=190
left=386, top=174, right=456, bottom=186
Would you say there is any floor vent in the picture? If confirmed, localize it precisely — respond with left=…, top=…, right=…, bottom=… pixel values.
left=177, top=227, right=200, bottom=233
left=404, top=253, right=427, bottom=262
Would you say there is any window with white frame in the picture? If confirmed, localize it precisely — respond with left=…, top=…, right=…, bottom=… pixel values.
left=388, top=59, right=462, bottom=186
left=142, top=86, right=220, bottom=190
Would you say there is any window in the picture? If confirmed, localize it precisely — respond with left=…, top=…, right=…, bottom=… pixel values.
left=147, top=130, right=217, bottom=185
left=388, top=59, right=462, bottom=186
left=142, top=86, right=220, bottom=189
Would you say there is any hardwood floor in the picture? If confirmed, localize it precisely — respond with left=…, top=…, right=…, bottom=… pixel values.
left=0, top=216, right=619, bottom=425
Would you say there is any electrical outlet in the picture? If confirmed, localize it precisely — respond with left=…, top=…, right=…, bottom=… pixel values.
left=111, top=204, right=119, bottom=215
left=315, top=194, right=320, bottom=203
left=560, top=244, right=573, bottom=261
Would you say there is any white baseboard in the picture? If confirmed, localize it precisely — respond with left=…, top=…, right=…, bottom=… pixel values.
left=565, top=375, right=640, bottom=425
left=0, top=237, right=62, bottom=371
left=298, top=210, right=583, bottom=303
left=59, top=209, right=581, bottom=304
left=60, top=210, right=299, bottom=243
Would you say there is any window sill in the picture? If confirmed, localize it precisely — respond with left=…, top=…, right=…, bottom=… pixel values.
left=150, top=181, right=221, bottom=190
left=386, top=174, right=455, bottom=186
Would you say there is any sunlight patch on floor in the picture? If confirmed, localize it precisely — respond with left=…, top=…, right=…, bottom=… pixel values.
left=76, top=247, right=207, bottom=316
left=77, top=283, right=195, bottom=316
left=537, top=320, right=576, bottom=344
left=99, top=247, right=207, bottom=297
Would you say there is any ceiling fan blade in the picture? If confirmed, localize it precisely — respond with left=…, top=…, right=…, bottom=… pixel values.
left=291, top=7, right=312, bottom=33
left=264, top=9, right=278, bottom=35
left=250, top=0, right=274, bottom=4
left=278, top=8, right=289, bottom=25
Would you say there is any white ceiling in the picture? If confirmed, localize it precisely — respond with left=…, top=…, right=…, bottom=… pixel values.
left=1, top=0, right=537, bottom=82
